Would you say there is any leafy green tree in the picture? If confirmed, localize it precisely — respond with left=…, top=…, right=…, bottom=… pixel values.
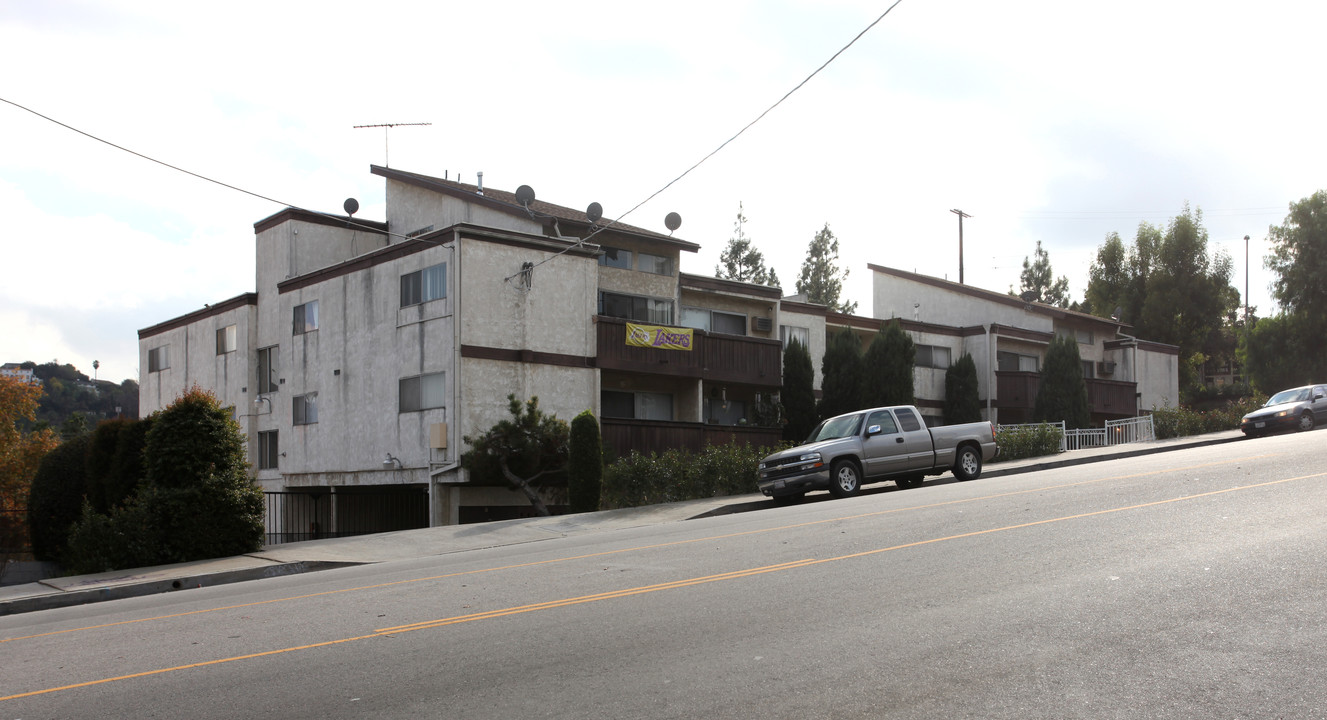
left=137, top=387, right=264, bottom=563
left=1239, top=191, right=1327, bottom=391
left=27, top=434, right=91, bottom=561
left=462, top=395, right=570, bottom=516
left=1012, top=240, right=1071, bottom=307
left=85, top=417, right=150, bottom=514
left=1266, top=190, right=1327, bottom=318
left=781, top=338, right=817, bottom=442
left=716, top=203, right=780, bottom=287
left=1240, top=312, right=1321, bottom=392
left=567, top=410, right=602, bottom=513
left=818, top=328, right=864, bottom=420
left=796, top=223, right=857, bottom=314
left=62, top=387, right=263, bottom=571
left=1084, top=232, right=1131, bottom=319
left=1082, top=207, right=1237, bottom=395
left=944, top=353, right=982, bottom=424
left=1033, top=336, right=1091, bottom=428
left=863, top=320, right=915, bottom=407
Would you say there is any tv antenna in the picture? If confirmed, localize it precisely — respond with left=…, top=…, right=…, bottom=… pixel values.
left=353, top=122, right=432, bottom=167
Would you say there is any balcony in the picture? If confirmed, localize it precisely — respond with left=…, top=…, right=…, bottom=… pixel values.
left=600, top=417, right=783, bottom=458
left=595, top=316, right=782, bottom=387
left=995, top=371, right=1138, bottom=420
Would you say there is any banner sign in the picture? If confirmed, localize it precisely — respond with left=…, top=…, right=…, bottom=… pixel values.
left=626, top=323, right=694, bottom=351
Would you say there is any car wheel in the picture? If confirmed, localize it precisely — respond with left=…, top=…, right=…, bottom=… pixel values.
left=953, top=445, right=982, bottom=481
left=828, top=460, right=862, bottom=499
left=1299, top=412, right=1315, bottom=432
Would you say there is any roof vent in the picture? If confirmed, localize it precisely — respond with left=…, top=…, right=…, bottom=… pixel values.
left=476, top=171, right=484, bottom=195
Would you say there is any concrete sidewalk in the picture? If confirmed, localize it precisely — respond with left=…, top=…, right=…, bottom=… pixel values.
left=0, top=429, right=1246, bottom=616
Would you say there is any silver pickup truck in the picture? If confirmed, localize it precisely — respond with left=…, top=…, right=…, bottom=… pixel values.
left=757, top=405, right=998, bottom=501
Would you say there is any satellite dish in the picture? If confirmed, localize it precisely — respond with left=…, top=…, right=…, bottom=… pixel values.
left=1112, top=306, right=1123, bottom=321
left=587, top=202, right=603, bottom=223
left=343, top=198, right=359, bottom=216
left=515, top=185, right=536, bottom=207
left=664, top=212, right=682, bottom=233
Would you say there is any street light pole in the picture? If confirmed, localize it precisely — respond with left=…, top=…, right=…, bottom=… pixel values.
left=950, top=209, right=972, bottom=284
left=1244, top=235, right=1250, bottom=326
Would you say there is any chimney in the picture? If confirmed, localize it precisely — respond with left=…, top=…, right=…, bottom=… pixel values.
left=476, top=171, right=484, bottom=195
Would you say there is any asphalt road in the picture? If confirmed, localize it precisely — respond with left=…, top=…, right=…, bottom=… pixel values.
left=3, top=431, right=1326, bottom=719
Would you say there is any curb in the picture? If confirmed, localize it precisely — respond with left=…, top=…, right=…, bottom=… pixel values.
left=0, top=561, right=362, bottom=617
left=981, top=434, right=1245, bottom=479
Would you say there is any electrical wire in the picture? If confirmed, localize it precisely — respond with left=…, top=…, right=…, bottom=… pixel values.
left=0, top=96, right=423, bottom=244
left=7, top=0, right=909, bottom=284
left=503, top=0, right=908, bottom=285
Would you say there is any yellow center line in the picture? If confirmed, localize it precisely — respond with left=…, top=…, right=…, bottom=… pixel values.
left=0, top=452, right=1280, bottom=645
left=1, top=467, right=1318, bottom=704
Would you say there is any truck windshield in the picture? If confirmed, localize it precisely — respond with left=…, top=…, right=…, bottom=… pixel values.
left=808, top=414, right=864, bottom=442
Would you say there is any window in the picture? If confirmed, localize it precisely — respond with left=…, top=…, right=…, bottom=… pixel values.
left=599, top=291, right=672, bottom=324
left=1081, top=360, right=1095, bottom=379
left=681, top=308, right=746, bottom=336
left=895, top=407, right=923, bottom=432
left=638, top=252, right=673, bottom=276
left=293, top=393, right=318, bottom=425
left=257, top=346, right=279, bottom=393
left=780, top=325, right=810, bottom=349
left=598, top=246, right=633, bottom=269
left=997, top=351, right=1040, bottom=373
left=216, top=325, right=237, bottom=355
left=148, top=345, right=170, bottom=373
left=293, top=300, right=319, bottom=335
left=258, top=430, right=279, bottom=470
left=400, top=372, right=445, bottom=413
left=915, top=345, right=952, bottom=369
left=704, top=398, right=746, bottom=425
left=865, top=409, right=899, bottom=435
left=401, top=263, right=447, bottom=307
left=601, top=390, right=673, bottom=421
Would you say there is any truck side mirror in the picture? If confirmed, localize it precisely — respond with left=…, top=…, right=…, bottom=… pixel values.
left=866, top=424, right=882, bottom=436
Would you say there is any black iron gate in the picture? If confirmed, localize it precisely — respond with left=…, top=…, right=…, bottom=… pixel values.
left=263, top=488, right=429, bottom=546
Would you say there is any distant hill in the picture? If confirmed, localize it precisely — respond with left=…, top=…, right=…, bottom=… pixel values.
left=12, top=361, right=139, bottom=435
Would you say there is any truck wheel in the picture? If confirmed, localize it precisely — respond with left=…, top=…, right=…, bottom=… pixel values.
left=953, top=446, right=982, bottom=481
left=828, top=460, right=862, bottom=498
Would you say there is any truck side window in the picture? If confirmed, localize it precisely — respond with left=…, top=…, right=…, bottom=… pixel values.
left=895, top=408, right=923, bottom=432
left=866, top=410, right=898, bottom=435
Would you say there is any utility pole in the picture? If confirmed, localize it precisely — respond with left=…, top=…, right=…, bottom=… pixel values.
left=353, top=122, right=432, bottom=167
left=950, top=209, right=972, bottom=284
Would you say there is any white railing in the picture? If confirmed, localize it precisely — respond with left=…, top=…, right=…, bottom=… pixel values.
left=997, top=415, right=1155, bottom=454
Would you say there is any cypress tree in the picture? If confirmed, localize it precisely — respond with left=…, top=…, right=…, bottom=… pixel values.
left=819, top=327, right=865, bottom=420
left=781, top=338, right=817, bottom=442
left=1033, top=336, right=1091, bottom=428
left=567, top=410, right=602, bottom=513
left=863, top=320, right=915, bottom=408
left=944, top=353, right=982, bottom=424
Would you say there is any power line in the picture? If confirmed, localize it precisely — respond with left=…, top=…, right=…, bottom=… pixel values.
left=508, top=0, right=909, bottom=282
left=0, top=96, right=421, bottom=243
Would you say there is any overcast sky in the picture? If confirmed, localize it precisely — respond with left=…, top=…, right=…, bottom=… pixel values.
left=3, top=0, right=1321, bottom=385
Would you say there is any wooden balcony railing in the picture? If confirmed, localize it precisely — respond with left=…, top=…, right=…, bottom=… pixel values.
left=595, top=316, right=782, bottom=387
left=995, top=371, right=1138, bottom=418
left=600, top=418, right=783, bottom=458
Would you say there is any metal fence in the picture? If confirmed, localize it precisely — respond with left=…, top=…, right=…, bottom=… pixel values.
left=263, top=489, right=429, bottom=546
left=997, top=414, right=1156, bottom=453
